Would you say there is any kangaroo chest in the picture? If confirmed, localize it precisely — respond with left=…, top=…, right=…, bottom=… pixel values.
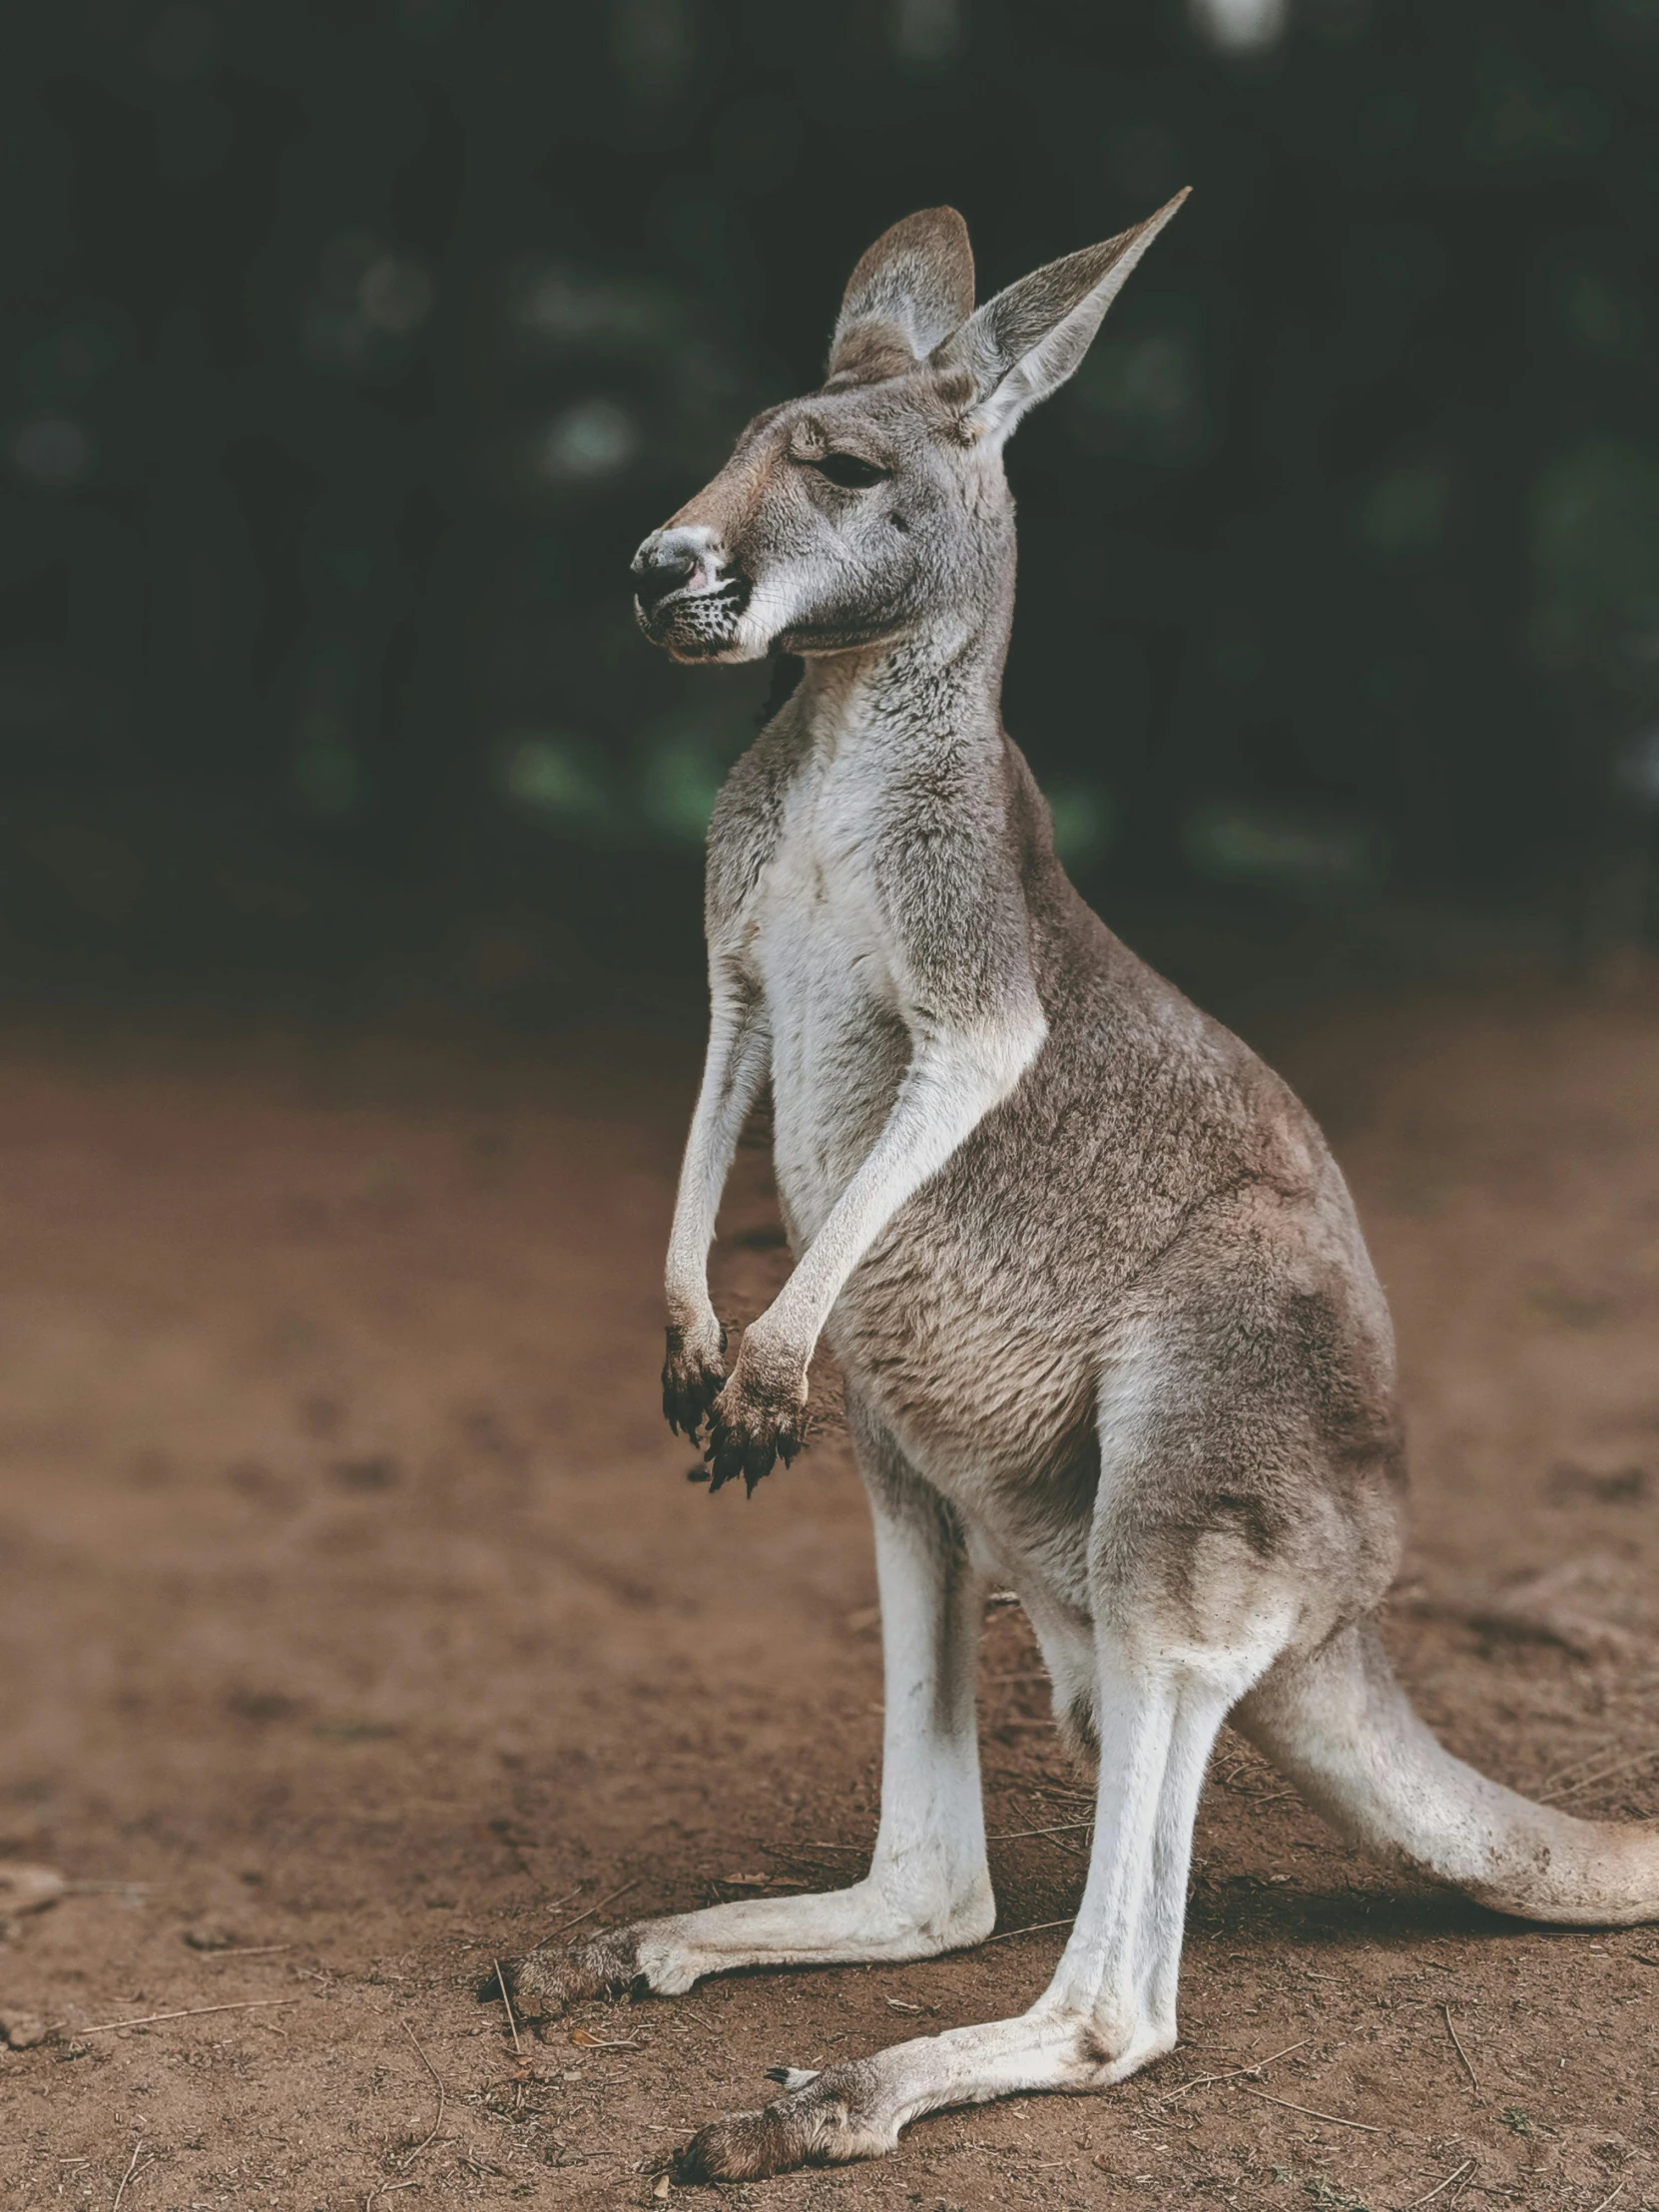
left=750, top=750, right=911, bottom=1242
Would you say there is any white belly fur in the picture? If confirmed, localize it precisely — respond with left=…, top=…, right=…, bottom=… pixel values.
left=754, top=762, right=910, bottom=1245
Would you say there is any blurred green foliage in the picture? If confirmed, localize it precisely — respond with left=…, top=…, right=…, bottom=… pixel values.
left=0, top=0, right=1657, bottom=995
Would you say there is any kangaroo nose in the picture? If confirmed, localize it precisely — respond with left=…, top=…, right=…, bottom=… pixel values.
left=633, top=525, right=728, bottom=610
left=633, top=545, right=697, bottom=612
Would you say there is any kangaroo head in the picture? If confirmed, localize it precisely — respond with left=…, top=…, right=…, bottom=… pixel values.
left=632, top=192, right=1188, bottom=665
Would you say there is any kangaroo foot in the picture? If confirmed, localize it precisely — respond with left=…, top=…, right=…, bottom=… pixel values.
left=676, top=2061, right=895, bottom=2180
left=494, top=1927, right=643, bottom=2021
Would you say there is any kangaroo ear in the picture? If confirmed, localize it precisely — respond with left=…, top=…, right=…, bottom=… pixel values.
left=827, top=207, right=976, bottom=384
left=931, top=190, right=1189, bottom=444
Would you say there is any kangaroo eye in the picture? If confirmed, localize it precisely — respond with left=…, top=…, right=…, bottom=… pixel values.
left=812, top=452, right=888, bottom=490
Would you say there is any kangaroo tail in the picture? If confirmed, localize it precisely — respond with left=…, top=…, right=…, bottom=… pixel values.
left=1233, top=1621, right=1659, bottom=1926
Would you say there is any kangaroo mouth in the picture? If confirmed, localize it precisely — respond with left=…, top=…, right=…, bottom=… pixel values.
left=637, top=573, right=753, bottom=659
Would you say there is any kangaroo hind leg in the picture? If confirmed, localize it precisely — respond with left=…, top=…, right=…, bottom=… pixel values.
left=677, top=1609, right=1281, bottom=2181
left=504, top=1394, right=992, bottom=2021
left=673, top=1293, right=1344, bottom=2177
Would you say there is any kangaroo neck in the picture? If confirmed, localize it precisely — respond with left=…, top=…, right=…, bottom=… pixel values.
left=794, top=620, right=1010, bottom=772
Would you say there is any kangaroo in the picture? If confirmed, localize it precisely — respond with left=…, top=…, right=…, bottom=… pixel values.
left=502, top=197, right=1659, bottom=2180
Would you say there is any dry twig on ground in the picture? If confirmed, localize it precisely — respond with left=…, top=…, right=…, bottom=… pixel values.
left=111, top=2141, right=151, bottom=2212
left=1240, top=2084, right=1383, bottom=2133
left=1401, top=2155, right=1476, bottom=2210
left=980, top=1916, right=1075, bottom=1946
left=533, top=1877, right=640, bottom=1948
left=81, top=1998, right=304, bottom=2036
left=494, top=1958, right=522, bottom=2056
left=395, top=2018, right=447, bottom=2174
left=1158, top=2036, right=1310, bottom=2105
left=1442, top=2003, right=1479, bottom=2090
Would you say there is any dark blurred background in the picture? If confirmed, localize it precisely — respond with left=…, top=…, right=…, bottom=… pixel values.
left=5, top=0, right=1659, bottom=1024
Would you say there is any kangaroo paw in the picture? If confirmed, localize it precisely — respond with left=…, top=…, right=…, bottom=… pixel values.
left=662, top=1327, right=726, bottom=1441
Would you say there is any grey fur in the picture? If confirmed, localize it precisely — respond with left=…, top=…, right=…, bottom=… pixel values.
left=829, top=206, right=975, bottom=384
left=509, top=199, right=1659, bottom=2181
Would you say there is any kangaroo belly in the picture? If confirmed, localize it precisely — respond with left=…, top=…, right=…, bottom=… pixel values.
left=768, top=983, right=907, bottom=1242
left=829, top=1165, right=1102, bottom=1501
left=757, top=834, right=910, bottom=1242
left=757, top=907, right=1097, bottom=1492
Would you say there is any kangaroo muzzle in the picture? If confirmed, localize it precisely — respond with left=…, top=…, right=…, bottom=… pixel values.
left=631, top=525, right=751, bottom=659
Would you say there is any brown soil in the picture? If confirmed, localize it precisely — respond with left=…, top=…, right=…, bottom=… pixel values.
left=0, top=978, right=1657, bottom=2212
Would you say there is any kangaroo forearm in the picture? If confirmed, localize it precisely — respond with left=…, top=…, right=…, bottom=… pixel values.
left=762, top=1015, right=1044, bottom=1358
left=665, top=997, right=770, bottom=1327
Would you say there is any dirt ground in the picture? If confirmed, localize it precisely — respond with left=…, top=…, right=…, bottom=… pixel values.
left=0, top=970, right=1657, bottom=2212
